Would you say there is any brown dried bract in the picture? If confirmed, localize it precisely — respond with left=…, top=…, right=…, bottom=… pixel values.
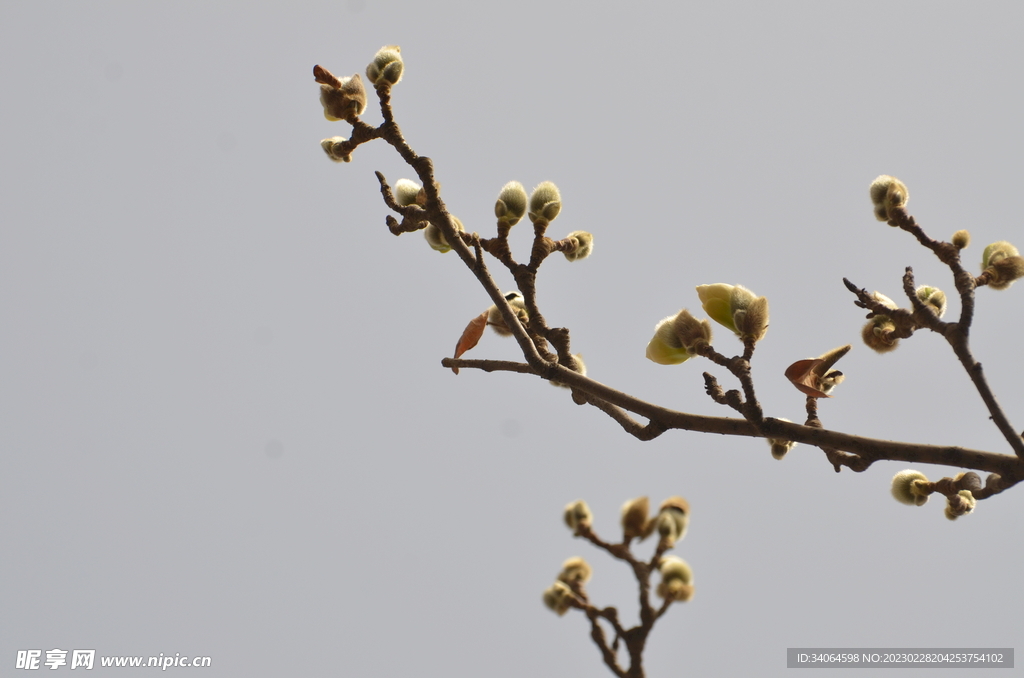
left=784, top=358, right=831, bottom=398
left=451, top=311, right=489, bottom=374
left=313, top=64, right=343, bottom=88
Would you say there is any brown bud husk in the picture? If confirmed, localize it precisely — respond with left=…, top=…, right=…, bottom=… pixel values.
left=315, top=66, right=368, bottom=120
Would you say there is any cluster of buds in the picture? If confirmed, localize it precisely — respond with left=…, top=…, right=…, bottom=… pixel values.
left=313, top=47, right=404, bottom=162
left=542, top=556, right=594, bottom=615
left=645, top=309, right=713, bottom=365
left=392, top=178, right=464, bottom=253
left=696, top=284, right=769, bottom=343
left=890, top=470, right=977, bottom=521
left=869, top=175, right=909, bottom=222
left=547, top=497, right=695, bottom=616
left=619, top=496, right=690, bottom=547
left=980, top=240, right=1024, bottom=290
left=542, top=581, right=575, bottom=616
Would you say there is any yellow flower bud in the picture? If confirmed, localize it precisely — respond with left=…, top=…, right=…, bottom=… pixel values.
left=320, top=136, right=352, bottom=163
left=424, top=216, right=464, bottom=253
left=563, top=499, right=593, bottom=531
left=486, top=292, right=528, bottom=336
left=891, top=469, right=930, bottom=506
left=869, top=175, right=909, bottom=222
left=366, top=45, right=404, bottom=86
left=562, top=231, right=594, bottom=262
left=620, top=496, right=650, bottom=540
left=528, top=181, right=562, bottom=225
left=495, top=181, right=528, bottom=227
left=542, top=581, right=574, bottom=616
left=696, top=284, right=767, bottom=341
left=557, top=556, right=592, bottom=585
left=646, top=315, right=690, bottom=365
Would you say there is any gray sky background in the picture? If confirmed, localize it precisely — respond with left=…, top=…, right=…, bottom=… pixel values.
left=3, top=2, right=1023, bottom=676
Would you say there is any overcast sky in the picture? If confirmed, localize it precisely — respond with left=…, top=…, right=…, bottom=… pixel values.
left=3, top=2, right=1023, bottom=676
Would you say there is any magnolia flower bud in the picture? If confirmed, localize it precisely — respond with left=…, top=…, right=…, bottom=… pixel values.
left=495, top=181, right=528, bottom=227
left=769, top=439, right=796, bottom=460
left=944, top=490, right=977, bottom=520
left=620, top=496, right=650, bottom=540
left=869, top=175, right=909, bottom=222
left=550, top=354, right=587, bottom=389
left=395, top=179, right=422, bottom=207
left=891, top=469, right=930, bottom=506
left=318, top=73, right=368, bottom=120
left=654, top=496, right=689, bottom=546
left=424, top=216, right=464, bottom=253
left=766, top=419, right=798, bottom=459
left=915, top=286, right=947, bottom=318
left=735, top=295, right=769, bottom=342
left=320, top=136, right=352, bottom=163
left=861, top=293, right=900, bottom=353
left=696, top=284, right=768, bottom=341
left=646, top=315, right=688, bottom=365
left=562, top=231, right=594, bottom=262
left=952, top=230, right=971, bottom=250
left=487, top=292, right=528, bottom=336
left=542, top=581, right=574, bottom=616
left=672, top=309, right=713, bottom=353
left=563, top=499, right=593, bottom=531
left=657, top=555, right=694, bottom=602
left=981, top=241, right=1024, bottom=290
left=528, top=181, right=562, bottom=225
left=557, top=557, right=592, bottom=585
left=366, top=45, right=404, bottom=86
left=646, top=310, right=711, bottom=365
left=862, top=318, right=899, bottom=353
